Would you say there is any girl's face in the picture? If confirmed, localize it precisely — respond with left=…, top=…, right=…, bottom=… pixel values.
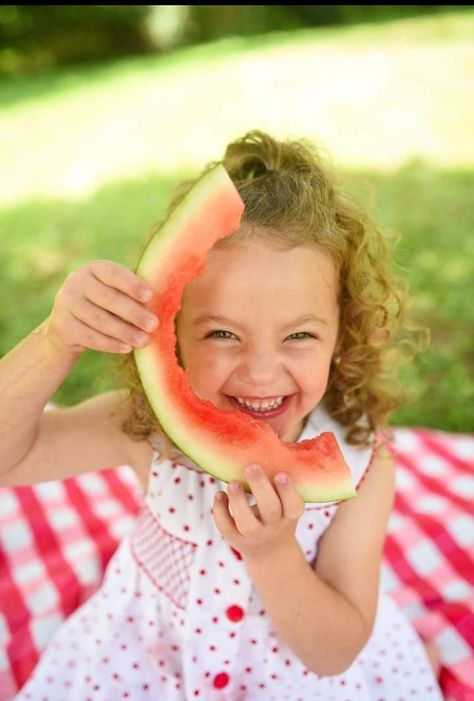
left=175, top=238, right=340, bottom=442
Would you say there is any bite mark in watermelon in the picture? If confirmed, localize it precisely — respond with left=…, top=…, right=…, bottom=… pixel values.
left=134, top=165, right=355, bottom=503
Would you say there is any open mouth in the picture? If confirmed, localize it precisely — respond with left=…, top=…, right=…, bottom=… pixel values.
left=226, top=394, right=293, bottom=418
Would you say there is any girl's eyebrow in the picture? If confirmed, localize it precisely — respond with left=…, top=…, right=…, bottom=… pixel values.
left=192, top=313, right=328, bottom=329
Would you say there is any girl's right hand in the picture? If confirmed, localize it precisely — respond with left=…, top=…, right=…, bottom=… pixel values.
left=43, top=260, right=159, bottom=356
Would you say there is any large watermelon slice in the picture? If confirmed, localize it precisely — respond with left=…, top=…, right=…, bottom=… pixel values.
left=134, top=165, right=355, bottom=503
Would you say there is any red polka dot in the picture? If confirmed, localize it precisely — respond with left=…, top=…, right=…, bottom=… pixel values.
left=213, top=672, right=230, bottom=689
left=226, top=605, right=244, bottom=622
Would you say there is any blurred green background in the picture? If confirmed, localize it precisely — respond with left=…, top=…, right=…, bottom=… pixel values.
left=1, top=6, right=473, bottom=432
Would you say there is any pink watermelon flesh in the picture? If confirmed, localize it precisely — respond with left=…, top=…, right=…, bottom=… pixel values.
left=134, top=165, right=355, bottom=503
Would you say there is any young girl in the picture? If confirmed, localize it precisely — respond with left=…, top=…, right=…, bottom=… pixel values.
left=1, top=130, right=442, bottom=700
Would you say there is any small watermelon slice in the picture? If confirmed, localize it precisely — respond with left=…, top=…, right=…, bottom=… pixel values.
left=134, top=165, right=355, bottom=503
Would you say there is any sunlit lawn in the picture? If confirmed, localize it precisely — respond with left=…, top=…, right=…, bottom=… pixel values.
left=1, top=10, right=473, bottom=431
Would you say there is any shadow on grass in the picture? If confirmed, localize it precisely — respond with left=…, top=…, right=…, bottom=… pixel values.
left=1, top=161, right=472, bottom=432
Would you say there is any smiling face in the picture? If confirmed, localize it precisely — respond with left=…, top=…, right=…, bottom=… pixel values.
left=175, top=237, right=340, bottom=442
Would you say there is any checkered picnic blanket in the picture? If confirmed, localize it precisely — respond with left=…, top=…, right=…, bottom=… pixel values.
left=0, top=427, right=472, bottom=701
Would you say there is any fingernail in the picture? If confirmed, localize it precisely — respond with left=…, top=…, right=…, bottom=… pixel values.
left=145, top=316, right=158, bottom=331
left=229, top=482, right=241, bottom=492
left=141, top=288, right=153, bottom=302
left=245, top=464, right=260, bottom=478
left=275, top=473, right=288, bottom=484
left=135, top=332, right=148, bottom=345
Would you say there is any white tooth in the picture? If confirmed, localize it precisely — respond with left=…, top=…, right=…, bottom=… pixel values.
left=236, top=396, right=284, bottom=411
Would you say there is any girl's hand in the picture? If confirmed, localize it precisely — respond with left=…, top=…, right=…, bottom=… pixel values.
left=44, top=260, right=158, bottom=356
left=212, top=464, right=305, bottom=562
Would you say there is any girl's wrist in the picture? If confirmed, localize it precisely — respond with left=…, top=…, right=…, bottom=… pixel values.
left=244, top=536, right=304, bottom=574
left=36, top=318, right=84, bottom=362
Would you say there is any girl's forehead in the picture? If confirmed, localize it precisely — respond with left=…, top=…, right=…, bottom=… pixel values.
left=181, top=241, right=339, bottom=315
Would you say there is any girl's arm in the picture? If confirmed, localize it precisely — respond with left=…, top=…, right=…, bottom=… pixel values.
left=0, top=260, right=157, bottom=486
left=0, top=320, right=80, bottom=478
left=244, top=444, right=395, bottom=677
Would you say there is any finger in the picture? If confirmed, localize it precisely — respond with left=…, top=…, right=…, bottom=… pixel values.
left=244, top=464, right=283, bottom=524
left=273, top=473, right=305, bottom=520
left=84, top=274, right=159, bottom=333
left=212, top=492, right=240, bottom=541
left=63, top=315, right=132, bottom=354
left=226, top=481, right=262, bottom=537
left=89, top=260, right=154, bottom=303
left=70, top=298, right=150, bottom=348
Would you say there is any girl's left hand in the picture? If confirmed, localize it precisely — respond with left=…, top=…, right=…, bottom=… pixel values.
left=212, top=464, right=305, bottom=562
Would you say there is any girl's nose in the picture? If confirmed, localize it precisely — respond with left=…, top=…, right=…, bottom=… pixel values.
left=238, top=349, right=280, bottom=385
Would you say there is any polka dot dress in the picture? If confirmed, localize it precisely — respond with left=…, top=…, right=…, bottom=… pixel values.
left=15, top=404, right=443, bottom=700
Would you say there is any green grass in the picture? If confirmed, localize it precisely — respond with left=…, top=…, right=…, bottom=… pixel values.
left=1, top=10, right=473, bottom=432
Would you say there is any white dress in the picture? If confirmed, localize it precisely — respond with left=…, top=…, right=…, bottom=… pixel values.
left=15, top=404, right=443, bottom=701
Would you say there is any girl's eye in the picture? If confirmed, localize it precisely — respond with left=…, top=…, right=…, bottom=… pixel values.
left=288, top=332, right=318, bottom=341
left=206, top=330, right=236, bottom=339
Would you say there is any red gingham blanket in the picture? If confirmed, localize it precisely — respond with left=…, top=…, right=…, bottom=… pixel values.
left=0, top=427, right=472, bottom=701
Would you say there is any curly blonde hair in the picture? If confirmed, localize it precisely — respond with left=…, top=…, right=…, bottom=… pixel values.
left=118, top=130, right=428, bottom=459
